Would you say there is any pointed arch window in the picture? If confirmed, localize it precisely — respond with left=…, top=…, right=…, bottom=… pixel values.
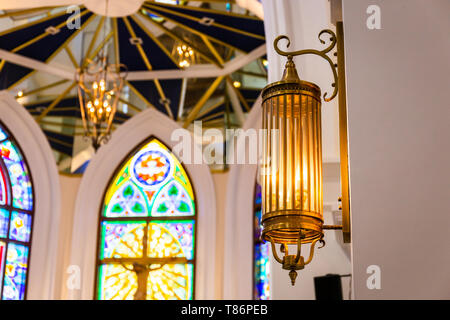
left=96, top=137, right=196, bottom=300
left=0, top=123, right=34, bottom=300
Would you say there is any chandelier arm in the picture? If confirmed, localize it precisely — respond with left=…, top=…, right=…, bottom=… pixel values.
left=265, top=235, right=284, bottom=264
left=273, top=30, right=339, bottom=102
left=77, top=86, right=89, bottom=135
left=104, top=79, right=122, bottom=135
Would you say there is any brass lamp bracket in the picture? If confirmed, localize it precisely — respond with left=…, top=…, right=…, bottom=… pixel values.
left=273, top=29, right=338, bottom=102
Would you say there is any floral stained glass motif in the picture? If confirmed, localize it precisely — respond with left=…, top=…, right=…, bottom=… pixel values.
left=0, top=123, right=34, bottom=300
left=97, top=138, right=196, bottom=300
left=9, top=212, right=32, bottom=242
left=254, top=183, right=270, bottom=300
left=105, top=182, right=148, bottom=217
left=151, top=180, right=194, bottom=217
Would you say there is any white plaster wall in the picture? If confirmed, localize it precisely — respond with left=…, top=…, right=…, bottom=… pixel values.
left=57, top=174, right=82, bottom=299
left=343, top=0, right=450, bottom=299
left=212, top=171, right=229, bottom=299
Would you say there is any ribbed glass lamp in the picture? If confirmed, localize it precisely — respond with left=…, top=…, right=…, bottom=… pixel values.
left=261, top=55, right=324, bottom=284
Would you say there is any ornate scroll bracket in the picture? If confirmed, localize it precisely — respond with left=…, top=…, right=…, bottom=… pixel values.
left=273, top=29, right=339, bottom=102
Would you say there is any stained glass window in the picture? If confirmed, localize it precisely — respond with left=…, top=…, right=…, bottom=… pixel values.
left=96, top=138, right=196, bottom=300
left=0, top=123, right=34, bottom=300
left=254, top=183, right=270, bottom=300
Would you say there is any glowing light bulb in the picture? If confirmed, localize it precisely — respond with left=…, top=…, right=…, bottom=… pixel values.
left=233, top=81, right=241, bottom=88
left=17, top=91, right=24, bottom=97
left=94, top=99, right=99, bottom=106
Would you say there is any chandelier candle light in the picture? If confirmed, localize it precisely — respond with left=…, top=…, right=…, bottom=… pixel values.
left=261, top=28, right=348, bottom=285
left=174, top=43, right=195, bottom=68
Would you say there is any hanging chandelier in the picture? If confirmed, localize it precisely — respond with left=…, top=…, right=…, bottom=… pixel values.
left=76, top=54, right=127, bottom=150
left=260, top=23, right=350, bottom=285
left=76, top=0, right=127, bottom=150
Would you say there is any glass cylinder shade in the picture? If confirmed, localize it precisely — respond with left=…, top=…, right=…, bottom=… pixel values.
left=261, top=62, right=323, bottom=245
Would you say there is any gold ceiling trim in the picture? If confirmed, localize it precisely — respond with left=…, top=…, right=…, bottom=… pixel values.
left=112, top=18, right=121, bottom=66
left=142, top=5, right=244, bottom=54
left=0, top=8, right=67, bottom=37
left=144, top=1, right=259, bottom=21
left=200, top=35, right=224, bottom=66
left=130, top=14, right=180, bottom=68
left=36, top=82, right=77, bottom=122
left=18, top=79, right=69, bottom=98
left=82, top=15, right=105, bottom=66
left=138, top=11, right=223, bottom=68
left=145, top=3, right=264, bottom=40
left=122, top=16, right=173, bottom=118
left=6, top=12, right=96, bottom=90
left=11, top=10, right=89, bottom=54
left=183, top=75, right=224, bottom=128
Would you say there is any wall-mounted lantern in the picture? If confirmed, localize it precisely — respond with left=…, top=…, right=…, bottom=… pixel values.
left=260, top=22, right=350, bottom=285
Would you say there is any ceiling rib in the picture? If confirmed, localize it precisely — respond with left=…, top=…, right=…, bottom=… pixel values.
left=183, top=75, right=224, bottom=128
left=122, top=16, right=174, bottom=118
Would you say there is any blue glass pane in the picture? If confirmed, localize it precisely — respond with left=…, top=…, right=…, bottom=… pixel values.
left=0, top=208, right=9, bottom=238
left=9, top=211, right=32, bottom=242
left=2, top=243, right=28, bottom=300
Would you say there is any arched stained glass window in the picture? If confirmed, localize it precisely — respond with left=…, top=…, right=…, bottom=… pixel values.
left=96, top=138, right=196, bottom=300
left=0, top=122, right=34, bottom=300
left=254, top=183, right=270, bottom=300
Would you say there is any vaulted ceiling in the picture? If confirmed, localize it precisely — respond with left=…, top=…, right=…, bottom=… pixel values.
left=0, top=1, right=267, bottom=172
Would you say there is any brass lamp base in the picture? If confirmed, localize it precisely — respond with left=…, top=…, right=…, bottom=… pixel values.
left=266, top=232, right=325, bottom=286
